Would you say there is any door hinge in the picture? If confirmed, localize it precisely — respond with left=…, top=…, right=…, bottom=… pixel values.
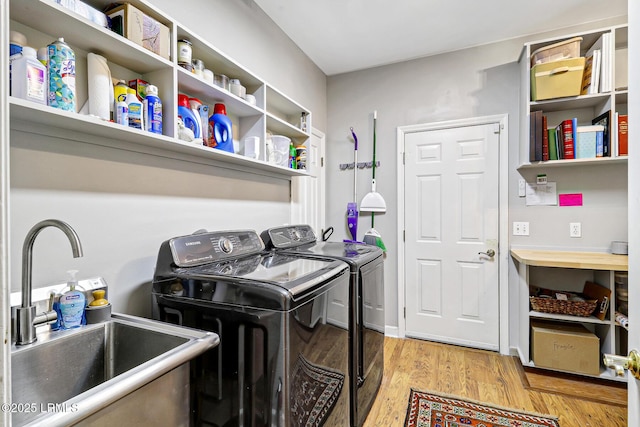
left=403, top=230, right=405, bottom=241
left=403, top=152, right=406, bottom=165
left=493, top=123, right=501, bottom=134
left=404, top=307, right=406, bottom=318
left=321, top=157, right=324, bottom=167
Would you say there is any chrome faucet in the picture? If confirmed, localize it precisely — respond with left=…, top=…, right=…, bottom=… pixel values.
left=14, top=219, right=83, bottom=345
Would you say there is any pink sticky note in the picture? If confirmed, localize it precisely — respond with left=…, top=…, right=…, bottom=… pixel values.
left=559, top=193, right=583, bottom=206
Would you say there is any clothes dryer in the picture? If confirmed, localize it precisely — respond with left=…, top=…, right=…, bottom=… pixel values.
left=261, top=225, right=384, bottom=427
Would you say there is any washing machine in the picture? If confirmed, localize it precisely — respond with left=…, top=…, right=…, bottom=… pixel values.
left=151, top=229, right=352, bottom=426
left=261, top=225, right=384, bottom=427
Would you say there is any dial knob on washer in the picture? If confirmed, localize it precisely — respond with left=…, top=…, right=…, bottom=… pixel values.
left=219, top=238, right=233, bottom=254
left=292, top=230, right=302, bottom=241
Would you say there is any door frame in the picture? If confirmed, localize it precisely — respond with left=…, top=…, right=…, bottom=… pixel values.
left=290, top=127, right=326, bottom=234
left=396, top=114, right=510, bottom=355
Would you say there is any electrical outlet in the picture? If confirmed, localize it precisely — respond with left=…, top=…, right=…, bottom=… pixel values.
left=570, top=222, right=582, bottom=238
left=513, top=222, right=530, bottom=236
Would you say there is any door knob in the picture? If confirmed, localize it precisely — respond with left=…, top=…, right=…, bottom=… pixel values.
left=478, top=249, right=495, bottom=258
left=603, top=350, right=640, bottom=379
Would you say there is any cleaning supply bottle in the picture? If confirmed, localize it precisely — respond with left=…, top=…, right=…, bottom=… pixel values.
left=58, top=270, right=86, bottom=329
left=144, top=84, right=162, bottom=134
left=114, top=80, right=128, bottom=126
left=289, top=142, right=297, bottom=169
left=10, top=46, right=47, bottom=105
left=208, top=103, right=234, bottom=152
left=177, top=94, right=201, bottom=140
left=126, top=87, right=144, bottom=130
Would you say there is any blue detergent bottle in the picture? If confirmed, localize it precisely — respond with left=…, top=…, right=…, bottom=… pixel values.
left=177, top=94, right=201, bottom=139
left=208, top=103, right=234, bottom=153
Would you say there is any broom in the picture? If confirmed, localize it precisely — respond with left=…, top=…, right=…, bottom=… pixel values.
left=362, top=111, right=387, bottom=251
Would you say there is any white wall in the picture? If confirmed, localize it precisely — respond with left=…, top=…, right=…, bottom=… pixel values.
left=326, top=17, right=628, bottom=336
left=8, top=0, right=327, bottom=318
left=151, top=0, right=327, bottom=131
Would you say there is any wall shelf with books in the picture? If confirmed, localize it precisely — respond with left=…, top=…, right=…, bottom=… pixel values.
left=518, top=155, right=626, bottom=170
left=519, top=25, right=629, bottom=168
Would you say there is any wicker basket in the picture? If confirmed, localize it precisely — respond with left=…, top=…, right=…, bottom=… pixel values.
left=529, top=296, right=598, bottom=317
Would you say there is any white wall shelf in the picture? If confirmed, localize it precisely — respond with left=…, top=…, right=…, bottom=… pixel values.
left=8, top=0, right=311, bottom=178
left=518, top=156, right=627, bottom=169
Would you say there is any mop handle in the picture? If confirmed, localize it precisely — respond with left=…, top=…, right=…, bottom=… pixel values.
left=350, top=127, right=358, bottom=204
left=372, top=110, right=377, bottom=180
left=372, top=111, right=377, bottom=228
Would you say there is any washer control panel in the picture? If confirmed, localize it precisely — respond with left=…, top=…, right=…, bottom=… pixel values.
left=263, top=225, right=317, bottom=249
left=169, top=230, right=264, bottom=267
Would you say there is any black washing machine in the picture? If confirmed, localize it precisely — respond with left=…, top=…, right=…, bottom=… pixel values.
left=152, top=229, right=352, bottom=426
left=261, top=225, right=384, bottom=427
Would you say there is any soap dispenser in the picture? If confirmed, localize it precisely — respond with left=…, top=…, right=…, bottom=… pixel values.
left=58, top=270, right=86, bottom=329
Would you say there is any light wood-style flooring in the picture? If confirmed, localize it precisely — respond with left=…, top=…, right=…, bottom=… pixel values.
left=363, top=337, right=627, bottom=426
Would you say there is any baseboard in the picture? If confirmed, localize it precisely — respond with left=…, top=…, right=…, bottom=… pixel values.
left=385, top=325, right=399, bottom=338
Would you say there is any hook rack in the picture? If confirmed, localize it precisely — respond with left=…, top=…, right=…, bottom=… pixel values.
left=339, top=161, right=381, bottom=170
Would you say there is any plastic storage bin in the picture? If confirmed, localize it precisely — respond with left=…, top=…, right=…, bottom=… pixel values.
left=531, top=57, right=585, bottom=101
left=270, top=135, right=291, bottom=167
left=531, top=37, right=582, bottom=66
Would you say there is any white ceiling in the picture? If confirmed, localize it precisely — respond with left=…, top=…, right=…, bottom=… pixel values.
left=253, top=0, right=628, bottom=76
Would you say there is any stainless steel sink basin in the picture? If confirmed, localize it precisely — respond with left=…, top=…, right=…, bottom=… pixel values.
left=11, top=313, right=219, bottom=426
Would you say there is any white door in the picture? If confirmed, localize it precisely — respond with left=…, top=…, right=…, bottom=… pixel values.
left=291, top=128, right=326, bottom=236
left=403, top=122, right=499, bottom=351
left=628, top=1, right=639, bottom=422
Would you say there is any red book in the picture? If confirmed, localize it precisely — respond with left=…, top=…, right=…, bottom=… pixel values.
left=542, top=115, right=549, bottom=161
left=562, top=119, right=574, bottom=159
left=618, top=114, right=628, bottom=156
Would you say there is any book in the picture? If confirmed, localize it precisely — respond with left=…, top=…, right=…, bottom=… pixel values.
left=596, top=130, right=604, bottom=157
left=542, top=115, right=549, bottom=161
left=548, top=128, right=558, bottom=160
left=618, top=114, right=628, bottom=156
left=580, top=54, right=594, bottom=95
left=555, top=123, right=564, bottom=159
left=601, top=32, right=612, bottom=92
left=561, top=119, right=574, bottom=159
left=591, top=110, right=610, bottom=156
left=586, top=35, right=604, bottom=93
left=591, top=50, right=601, bottom=94
left=530, top=110, right=543, bottom=161
left=572, top=117, right=578, bottom=155
left=529, top=112, right=536, bottom=162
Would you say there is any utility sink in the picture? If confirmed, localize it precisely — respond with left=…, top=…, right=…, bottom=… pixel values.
left=11, top=313, right=219, bottom=426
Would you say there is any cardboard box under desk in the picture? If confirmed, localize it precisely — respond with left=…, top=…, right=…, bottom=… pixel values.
left=106, top=3, right=170, bottom=60
left=531, top=320, right=600, bottom=376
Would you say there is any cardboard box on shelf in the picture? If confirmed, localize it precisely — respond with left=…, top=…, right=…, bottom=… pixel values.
left=531, top=320, right=600, bottom=376
left=106, top=3, right=170, bottom=60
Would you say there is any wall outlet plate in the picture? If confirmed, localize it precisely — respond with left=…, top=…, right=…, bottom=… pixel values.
left=513, top=222, right=529, bottom=236
left=570, top=222, right=582, bottom=238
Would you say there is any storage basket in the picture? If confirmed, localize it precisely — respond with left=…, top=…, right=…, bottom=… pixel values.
left=531, top=36, right=583, bottom=66
left=529, top=295, right=597, bottom=317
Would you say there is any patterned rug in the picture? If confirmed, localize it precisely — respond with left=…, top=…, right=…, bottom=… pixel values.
left=405, top=389, right=560, bottom=427
left=290, top=354, right=345, bottom=427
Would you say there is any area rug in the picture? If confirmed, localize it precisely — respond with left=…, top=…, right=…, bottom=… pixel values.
left=405, top=389, right=560, bottom=427
left=290, top=354, right=345, bottom=427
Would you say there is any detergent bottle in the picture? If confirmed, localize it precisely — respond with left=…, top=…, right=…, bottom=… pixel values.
left=208, top=103, right=234, bottom=153
left=177, top=94, right=201, bottom=141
